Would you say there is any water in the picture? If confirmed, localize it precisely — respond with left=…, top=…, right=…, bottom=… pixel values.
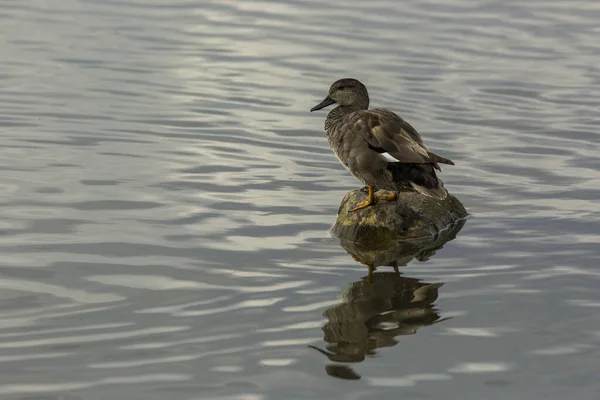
left=1, top=0, right=599, bottom=398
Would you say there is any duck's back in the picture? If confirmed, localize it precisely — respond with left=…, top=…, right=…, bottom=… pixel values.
left=324, top=107, right=453, bottom=199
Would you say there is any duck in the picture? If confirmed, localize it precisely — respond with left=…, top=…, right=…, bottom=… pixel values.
left=311, top=78, right=454, bottom=212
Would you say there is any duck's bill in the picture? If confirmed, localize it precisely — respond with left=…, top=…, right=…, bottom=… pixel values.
left=310, top=95, right=335, bottom=111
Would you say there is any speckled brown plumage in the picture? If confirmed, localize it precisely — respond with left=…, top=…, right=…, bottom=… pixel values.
left=311, top=78, right=454, bottom=200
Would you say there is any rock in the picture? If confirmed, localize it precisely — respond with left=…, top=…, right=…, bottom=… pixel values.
left=331, top=188, right=468, bottom=245
left=339, top=215, right=466, bottom=269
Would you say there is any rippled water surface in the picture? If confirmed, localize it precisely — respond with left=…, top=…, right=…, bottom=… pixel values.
left=1, top=0, right=599, bottom=398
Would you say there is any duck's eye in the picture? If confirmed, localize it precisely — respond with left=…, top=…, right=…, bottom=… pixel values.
left=338, top=86, right=345, bottom=91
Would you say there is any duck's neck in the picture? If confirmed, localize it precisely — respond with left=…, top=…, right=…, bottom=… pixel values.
left=326, top=103, right=368, bottom=120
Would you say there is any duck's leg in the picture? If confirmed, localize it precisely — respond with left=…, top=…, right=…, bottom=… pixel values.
left=349, top=184, right=375, bottom=212
left=367, top=265, right=375, bottom=283
left=375, top=190, right=398, bottom=202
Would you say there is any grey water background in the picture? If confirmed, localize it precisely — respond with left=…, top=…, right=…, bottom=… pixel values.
left=1, top=0, right=599, bottom=399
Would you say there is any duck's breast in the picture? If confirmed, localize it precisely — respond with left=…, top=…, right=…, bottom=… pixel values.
left=325, top=118, right=388, bottom=184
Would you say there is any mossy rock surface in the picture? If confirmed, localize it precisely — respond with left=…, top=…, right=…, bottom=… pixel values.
left=332, top=189, right=468, bottom=245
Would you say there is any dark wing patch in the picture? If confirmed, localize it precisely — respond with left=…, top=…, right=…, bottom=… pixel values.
left=365, top=141, right=386, bottom=153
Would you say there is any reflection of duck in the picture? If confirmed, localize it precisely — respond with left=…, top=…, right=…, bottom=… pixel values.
left=311, top=220, right=464, bottom=380
left=310, top=273, right=444, bottom=364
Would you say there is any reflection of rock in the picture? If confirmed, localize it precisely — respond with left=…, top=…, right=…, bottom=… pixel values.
left=332, top=189, right=467, bottom=245
left=312, top=220, right=464, bottom=380
left=340, top=217, right=466, bottom=269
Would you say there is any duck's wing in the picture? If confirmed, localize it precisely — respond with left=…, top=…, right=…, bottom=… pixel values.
left=356, top=109, right=454, bottom=168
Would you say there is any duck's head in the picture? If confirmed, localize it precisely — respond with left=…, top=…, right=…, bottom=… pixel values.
left=310, top=78, right=369, bottom=112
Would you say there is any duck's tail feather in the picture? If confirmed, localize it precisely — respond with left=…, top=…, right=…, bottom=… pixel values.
left=429, top=152, right=454, bottom=166
left=410, top=181, right=448, bottom=200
